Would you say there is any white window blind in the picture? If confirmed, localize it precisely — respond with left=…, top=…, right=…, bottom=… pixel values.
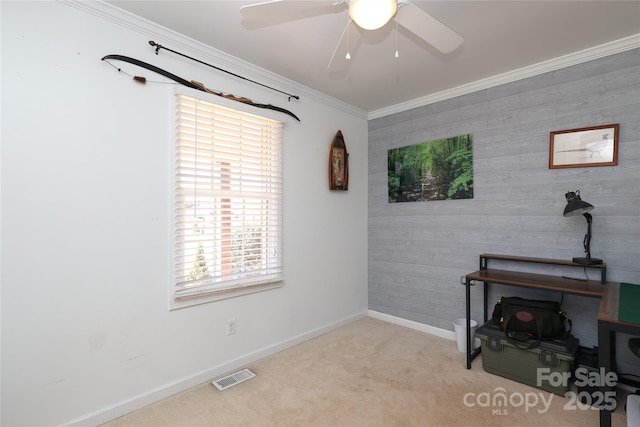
left=172, top=93, right=284, bottom=307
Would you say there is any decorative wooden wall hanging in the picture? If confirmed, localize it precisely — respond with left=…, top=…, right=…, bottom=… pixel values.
left=329, top=130, right=349, bottom=191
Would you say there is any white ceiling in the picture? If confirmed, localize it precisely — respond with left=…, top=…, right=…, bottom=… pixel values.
left=107, top=1, right=640, bottom=114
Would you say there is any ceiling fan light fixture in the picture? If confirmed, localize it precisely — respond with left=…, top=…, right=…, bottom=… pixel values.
left=349, top=0, right=397, bottom=30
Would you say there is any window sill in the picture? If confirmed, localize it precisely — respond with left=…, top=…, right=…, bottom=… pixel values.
left=170, top=281, right=283, bottom=310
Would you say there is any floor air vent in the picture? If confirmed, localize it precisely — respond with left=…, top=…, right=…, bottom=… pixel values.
left=212, top=368, right=256, bottom=391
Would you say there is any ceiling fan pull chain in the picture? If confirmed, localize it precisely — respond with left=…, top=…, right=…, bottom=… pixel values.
left=395, top=15, right=399, bottom=58
left=346, top=18, right=352, bottom=60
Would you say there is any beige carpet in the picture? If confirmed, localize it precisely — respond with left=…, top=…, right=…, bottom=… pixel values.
left=102, top=317, right=627, bottom=426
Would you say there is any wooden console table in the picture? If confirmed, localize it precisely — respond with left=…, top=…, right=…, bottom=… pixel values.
left=464, top=254, right=608, bottom=368
left=463, top=254, right=629, bottom=427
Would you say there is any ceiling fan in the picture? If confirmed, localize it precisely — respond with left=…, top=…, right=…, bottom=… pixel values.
left=240, top=0, right=464, bottom=71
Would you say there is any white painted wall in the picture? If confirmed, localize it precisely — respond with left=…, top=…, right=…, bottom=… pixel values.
left=0, top=2, right=368, bottom=425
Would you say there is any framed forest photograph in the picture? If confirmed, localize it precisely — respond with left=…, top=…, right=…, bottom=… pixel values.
left=387, top=134, right=473, bottom=203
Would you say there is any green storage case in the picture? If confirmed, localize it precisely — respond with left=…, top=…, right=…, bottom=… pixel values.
left=476, top=319, right=579, bottom=396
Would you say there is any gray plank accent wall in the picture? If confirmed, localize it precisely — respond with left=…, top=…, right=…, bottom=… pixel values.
left=368, top=49, right=640, bottom=351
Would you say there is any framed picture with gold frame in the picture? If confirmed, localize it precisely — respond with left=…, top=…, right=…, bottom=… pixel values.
left=549, top=124, right=619, bottom=169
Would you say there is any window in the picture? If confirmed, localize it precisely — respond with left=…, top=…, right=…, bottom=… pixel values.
left=171, top=93, right=284, bottom=309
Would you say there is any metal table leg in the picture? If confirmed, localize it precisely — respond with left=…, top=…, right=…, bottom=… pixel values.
left=466, top=278, right=482, bottom=369
left=598, top=320, right=615, bottom=427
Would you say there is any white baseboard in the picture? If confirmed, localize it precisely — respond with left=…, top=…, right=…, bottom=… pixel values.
left=68, top=310, right=469, bottom=426
left=66, top=310, right=368, bottom=427
left=368, top=310, right=457, bottom=341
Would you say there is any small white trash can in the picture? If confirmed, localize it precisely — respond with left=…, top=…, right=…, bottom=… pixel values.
left=453, top=318, right=478, bottom=353
left=628, top=394, right=640, bottom=427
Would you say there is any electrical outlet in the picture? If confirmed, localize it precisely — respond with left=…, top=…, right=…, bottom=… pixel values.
left=226, top=318, right=236, bottom=336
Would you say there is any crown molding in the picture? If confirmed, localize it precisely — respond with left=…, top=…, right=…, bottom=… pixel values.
left=369, top=34, right=640, bottom=120
left=60, top=0, right=368, bottom=121
left=57, top=1, right=639, bottom=123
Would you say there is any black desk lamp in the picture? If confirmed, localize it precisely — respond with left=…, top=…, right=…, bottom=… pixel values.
left=563, top=190, right=603, bottom=265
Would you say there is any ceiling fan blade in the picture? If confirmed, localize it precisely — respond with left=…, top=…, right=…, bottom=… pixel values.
left=396, top=2, right=463, bottom=54
left=327, top=21, right=362, bottom=71
left=241, top=1, right=344, bottom=28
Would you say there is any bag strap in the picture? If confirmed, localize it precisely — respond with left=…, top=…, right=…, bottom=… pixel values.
left=504, top=317, right=543, bottom=350
left=562, top=311, right=572, bottom=334
left=506, top=332, right=542, bottom=350
left=504, top=313, right=573, bottom=348
left=499, top=307, right=572, bottom=338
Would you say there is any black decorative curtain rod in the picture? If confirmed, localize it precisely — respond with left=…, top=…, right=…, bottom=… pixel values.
left=149, top=41, right=300, bottom=102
